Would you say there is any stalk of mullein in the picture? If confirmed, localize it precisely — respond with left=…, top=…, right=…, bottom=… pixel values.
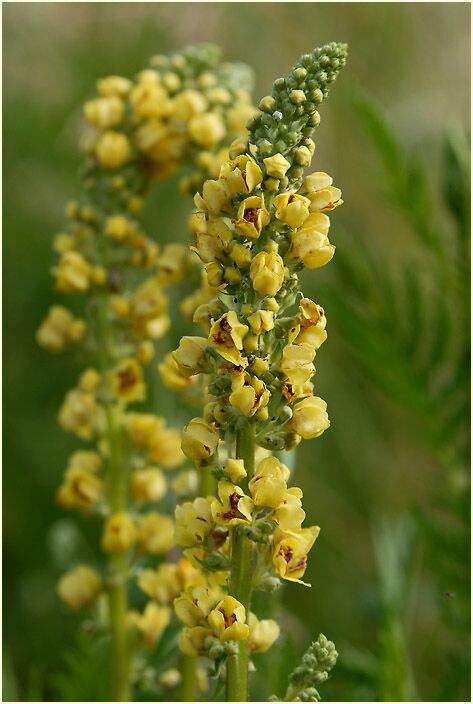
left=37, top=44, right=254, bottom=702
left=170, top=42, right=347, bottom=701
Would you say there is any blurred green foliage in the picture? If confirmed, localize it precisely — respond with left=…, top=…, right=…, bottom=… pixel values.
left=3, top=3, right=470, bottom=702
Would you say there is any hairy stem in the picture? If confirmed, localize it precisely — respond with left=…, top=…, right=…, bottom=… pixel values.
left=226, top=422, right=255, bottom=701
left=179, top=653, right=198, bottom=702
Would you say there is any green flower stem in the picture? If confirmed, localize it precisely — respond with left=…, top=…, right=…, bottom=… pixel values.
left=226, top=422, right=255, bottom=702
left=179, top=653, right=198, bottom=702
left=226, top=651, right=242, bottom=702
left=97, top=297, right=131, bottom=702
left=200, top=463, right=215, bottom=496
left=106, top=401, right=131, bottom=702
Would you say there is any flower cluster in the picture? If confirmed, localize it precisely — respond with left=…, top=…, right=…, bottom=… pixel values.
left=169, top=43, right=347, bottom=685
left=38, top=43, right=256, bottom=701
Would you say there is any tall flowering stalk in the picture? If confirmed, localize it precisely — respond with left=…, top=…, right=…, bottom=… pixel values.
left=171, top=42, right=347, bottom=701
left=37, top=44, right=255, bottom=702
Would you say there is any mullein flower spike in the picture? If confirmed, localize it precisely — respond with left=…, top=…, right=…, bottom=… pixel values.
left=38, top=43, right=255, bottom=702
left=171, top=42, right=347, bottom=700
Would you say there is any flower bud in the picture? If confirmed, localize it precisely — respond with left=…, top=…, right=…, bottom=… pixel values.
left=263, top=153, right=291, bottom=178
left=250, top=251, right=285, bottom=297
left=172, top=336, right=208, bottom=377
left=102, top=513, right=137, bottom=553
left=95, top=131, right=131, bottom=170
left=181, top=418, right=219, bottom=461
left=57, top=565, right=101, bottom=609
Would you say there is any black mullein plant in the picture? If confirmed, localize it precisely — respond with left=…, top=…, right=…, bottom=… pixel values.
left=169, top=42, right=348, bottom=701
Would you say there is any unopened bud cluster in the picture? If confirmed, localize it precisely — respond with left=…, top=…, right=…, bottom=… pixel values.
left=280, top=634, right=338, bottom=701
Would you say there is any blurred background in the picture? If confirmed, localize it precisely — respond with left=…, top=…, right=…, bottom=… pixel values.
left=3, top=2, right=470, bottom=702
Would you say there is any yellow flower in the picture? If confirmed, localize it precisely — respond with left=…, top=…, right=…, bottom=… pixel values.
left=227, top=101, right=258, bottom=133
left=57, top=565, right=101, bottom=609
left=159, top=352, right=194, bottom=391
left=172, top=470, right=199, bottom=497
left=235, top=195, right=270, bottom=240
left=247, top=309, right=274, bottom=335
left=134, top=121, right=184, bottom=169
left=294, top=145, right=312, bottom=167
left=219, top=155, right=263, bottom=195
left=56, top=467, right=104, bottom=511
left=250, top=251, right=285, bottom=297
left=131, top=468, right=167, bottom=503
left=175, top=496, right=215, bottom=548
left=52, top=232, right=76, bottom=254
left=130, top=277, right=170, bottom=339
left=251, top=357, right=270, bottom=376
left=248, top=613, right=280, bottom=653
left=263, top=153, right=291, bottom=178
left=58, top=388, right=100, bottom=440
left=138, top=559, right=204, bottom=604
left=54, top=251, right=92, bottom=293
left=95, top=131, right=131, bottom=170
left=274, top=487, right=306, bottom=530
left=248, top=460, right=288, bottom=509
left=193, top=216, right=233, bottom=263
left=36, top=306, right=86, bottom=352
left=296, top=299, right=327, bottom=349
left=173, top=89, right=208, bottom=121
left=83, top=96, right=124, bottom=129
left=101, top=513, right=137, bottom=554
left=290, top=396, right=330, bottom=439
left=181, top=417, right=219, bottom=461
left=205, top=261, right=225, bottom=289
left=129, top=81, right=171, bottom=121
left=104, top=214, right=133, bottom=242
left=195, top=179, right=232, bottom=216
left=96, top=75, right=132, bottom=97
left=78, top=367, right=101, bottom=393
left=273, top=193, right=311, bottom=229
left=127, top=413, right=163, bottom=448
left=300, top=172, right=343, bottom=212
left=229, top=134, right=249, bottom=159
left=223, top=458, right=247, bottom=483
left=208, top=311, right=248, bottom=366
left=156, top=243, right=191, bottom=285
left=179, top=626, right=213, bottom=657
left=109, top=357, right=146, bottom=404
left=229, top=372, right=270, bottom=417
left=188, top=112, right=226, bottom=149
left=67, top=450, right=102, bottom=473
left=137, top=340, right=154, bottom=364
left=138, top=513, right=174, bottom=554
left=290, top=213, right=335, bottom=269
left=128, top=603, right=171, bottom=648
left=280, top=343, right=316, bottom=393
left=255, top=455, right=290, bottom=482
left=174, top=586, right=220, bottom=627
left=172, top=336, right=208, bottom=377
left=148, top=426, right=186, bottom=468
left=230, top=242, right=252, bottom=268
left=208, top=595, right=250, bottom=642
left=273, top=526, right=320, bottom=585
left=211, top=481, right=253, bottom=526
